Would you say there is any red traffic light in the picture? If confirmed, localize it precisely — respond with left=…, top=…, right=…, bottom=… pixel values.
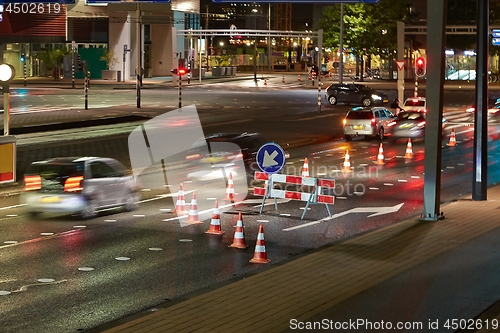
left=415, top=57, right=426, bottom=77
left=178, top=68, right=187, bottom=75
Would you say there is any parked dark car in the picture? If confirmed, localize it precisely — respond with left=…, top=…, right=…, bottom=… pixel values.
left=325, top=83, right=389, bottom=107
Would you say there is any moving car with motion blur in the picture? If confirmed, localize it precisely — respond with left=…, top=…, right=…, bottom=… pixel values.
left=325, top=83, right=389, bottom=107
left=21, top=157, right=141, bottom=219
left=184, top=132, right=289, bottom=182
left=342, top=107, right=396, bottom=141
left=387, top=111, right=447, bottom=139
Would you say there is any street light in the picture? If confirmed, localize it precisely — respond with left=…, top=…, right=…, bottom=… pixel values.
left=0, top=64, right=16, bottom=136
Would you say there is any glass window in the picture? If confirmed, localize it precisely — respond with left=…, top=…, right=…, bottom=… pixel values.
left=90, top=162, right=116, bottom=179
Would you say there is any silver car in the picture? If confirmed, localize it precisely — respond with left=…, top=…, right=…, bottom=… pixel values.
left=20, top=157, right=141, bottom=219
left=342, top=107, right=396, bottom=141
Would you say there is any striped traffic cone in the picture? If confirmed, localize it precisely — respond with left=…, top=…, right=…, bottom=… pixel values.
left=447, top=128, right=457, bottom=146
left=206, top=200, right=224, bottom=235
left=264, top=78, right=267, bottom=86
left=229, top=212, right=248, bottom=249
left=282, top=75, right=285, bottom=83
left=301, top=158, right=310, bottom=177
left=297, top=74, right=301, bottom=82
left=341, top=150, right=353, bottom=173
left=404, top=138, right=414, bottom=159
left=174, top=183, right=189, bottom=216
left=186, top=192, right=203, bottom=224
left=374, top=143, right=385, bottom=165
left=223, top=172, right=235, bottom=202
left=250, top=224, right=270, bottom=264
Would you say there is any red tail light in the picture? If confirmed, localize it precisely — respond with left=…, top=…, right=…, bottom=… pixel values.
left=371, top=118, right=376, bottom=125
left=64, top=176, right=84, bottom=192
left=24, top=175, right=41, bottom=191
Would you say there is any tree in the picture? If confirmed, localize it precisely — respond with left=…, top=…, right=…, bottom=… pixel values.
left=100, top=49, right=119, bottom=70
left=39, top=46, right=70, bottom=78
left=319, top=0, right=414, bottom=78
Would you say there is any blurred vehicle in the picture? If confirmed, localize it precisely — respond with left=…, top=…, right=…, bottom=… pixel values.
left=310, top=65, right=328, bottom=78
left=20, top=157, right=141, bottom=219
left=184, top=133, right=289, bottom=181
left=325, top=83, right=389, bottom=107
left=350, top=68, right=380, bottom=81
left=387, top=111, right=447, bottom=139
left=342, top=107, right=396, bottom=141
left=465, top=101, right=499, bottom=114
left=402, top=97, right=426, bottom=113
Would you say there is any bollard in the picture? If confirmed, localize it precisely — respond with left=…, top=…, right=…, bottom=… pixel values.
left=23, top=62, right=27, bottom=87
left=178, top=74, right=182, bottom=108
left=84, top=72, right=89, bottom=110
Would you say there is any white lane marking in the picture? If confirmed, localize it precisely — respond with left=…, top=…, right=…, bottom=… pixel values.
left=411, top=176, right=421, bottom=179
left=383, top=183, right=394, bottom=186
left=369, top=187, right=379, bottom=190
left=0, top=204, right=26, bottom=211
left=283, top=203, right=404, bottom=232
left=115, top=257, right=131, bottom=261
left=398, top=179, right=408, bottom=182
left=78, top=267, right=95, bottom=272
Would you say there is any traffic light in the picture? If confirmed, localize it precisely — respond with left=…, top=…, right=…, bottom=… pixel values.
left=415, top=56, right=426, bottom=77
left=178, top=67, right=190, bottom=76
left=171, top=68, right=190, bottom=76
left=20, top=53, right=25, bottom=62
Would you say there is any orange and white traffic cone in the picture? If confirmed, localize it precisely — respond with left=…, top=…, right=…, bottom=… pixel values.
left=447, top=128, right=457, bottom=146
left=307, top=74, right=312, bottom=81
left=301, top=158, right=310, bottom=177
left=206, top=200, right=224, bottom=235
left=298, top=74, right=301, bottom=82
left=186, top=192, right=203, bottom=224
left=264, top=78, right=267, bottom=86
left=374, top=143, right=385, bottom=165
left=341, top=150, right=353, bottom=173
left=223, top=172, right=235, bottom=202
left=404, top=138, right=414, bottom=159
left=249, top=224, right=270, bottom=264
left=174, top=183, right=189, bottom=216
left=229, top=212, right=248, bottom=249
left=282, top=75, right=285, bottom=83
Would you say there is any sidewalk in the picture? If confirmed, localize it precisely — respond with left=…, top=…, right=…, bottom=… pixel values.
left=91, top=185, right=500, bottom=333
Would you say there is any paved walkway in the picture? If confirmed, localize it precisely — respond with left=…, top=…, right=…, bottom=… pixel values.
left=89, top=185, right=500, bottom=333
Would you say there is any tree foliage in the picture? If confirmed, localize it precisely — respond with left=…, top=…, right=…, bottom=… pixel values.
left=319, top=0, right=414, bottom=60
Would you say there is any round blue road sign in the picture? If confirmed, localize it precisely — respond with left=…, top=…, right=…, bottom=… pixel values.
left=256, top=142, right=286, bottom=174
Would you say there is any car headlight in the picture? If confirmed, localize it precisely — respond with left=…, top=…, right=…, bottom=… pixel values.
left=371, top=94, right=382, bottom=100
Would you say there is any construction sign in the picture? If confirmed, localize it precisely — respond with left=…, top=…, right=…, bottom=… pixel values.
left=0, top=136, right=16, bottom=184
left=253, top=171, right=335, bottom=220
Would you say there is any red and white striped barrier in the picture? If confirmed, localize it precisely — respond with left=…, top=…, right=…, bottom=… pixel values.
left=253, top=171, right=335, bottom=219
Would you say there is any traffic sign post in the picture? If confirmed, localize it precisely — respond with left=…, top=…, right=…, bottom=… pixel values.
left=256, top=142, right=286, bottom=174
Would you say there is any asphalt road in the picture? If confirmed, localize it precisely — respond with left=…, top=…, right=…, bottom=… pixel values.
left=1, top=85, right=500, bottom=332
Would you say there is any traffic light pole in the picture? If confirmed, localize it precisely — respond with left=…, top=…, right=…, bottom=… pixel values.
left=414, top=76, right=418, bottom=97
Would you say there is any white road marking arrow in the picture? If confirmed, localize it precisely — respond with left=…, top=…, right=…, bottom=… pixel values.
left=263, top=150, right=279, bottom=167
left=283, top=203, right=404, bottom=231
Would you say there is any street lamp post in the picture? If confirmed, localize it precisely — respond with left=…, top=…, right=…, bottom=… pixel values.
left=0, top=64, right=16, bottom=136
